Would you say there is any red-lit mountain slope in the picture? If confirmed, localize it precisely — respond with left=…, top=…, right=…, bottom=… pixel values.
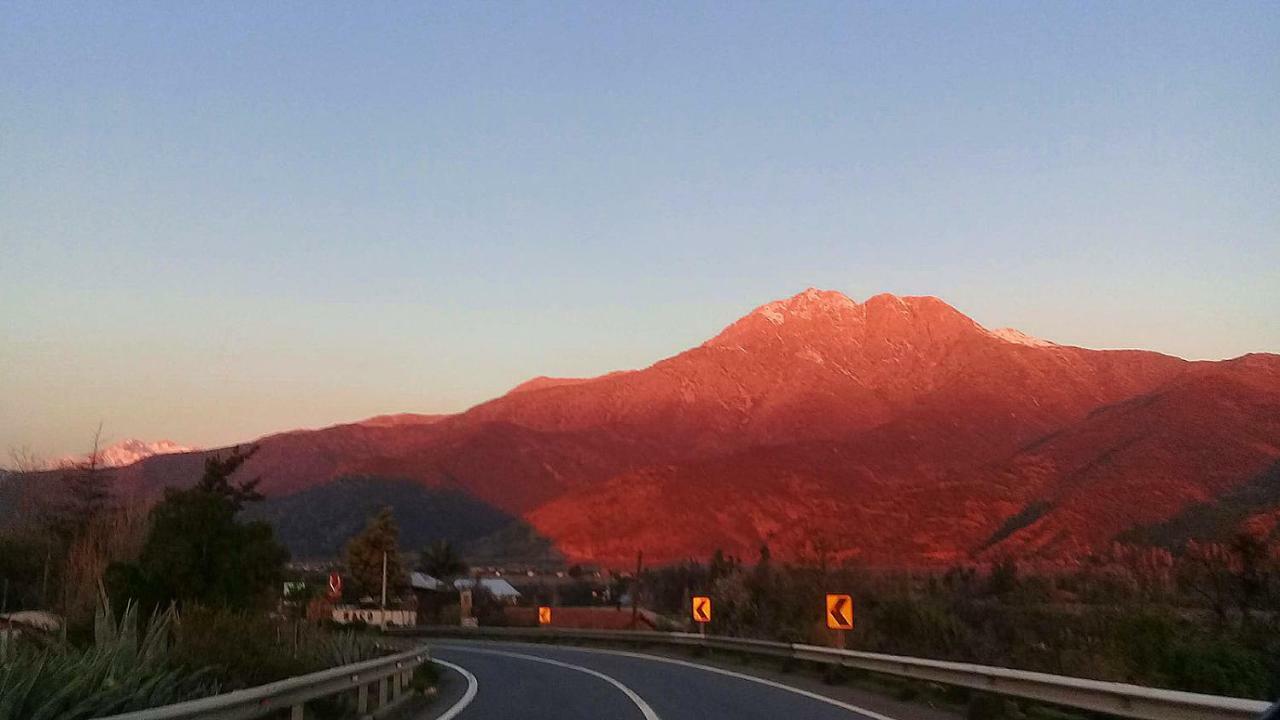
left=527, top=354, right=1280, bottom=566
left=77, top=289, right=1276, bottom=565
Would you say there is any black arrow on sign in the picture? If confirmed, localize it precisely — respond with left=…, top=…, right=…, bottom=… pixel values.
left=695, top=599, right=709, bottom=621
left=830, top=597, right=850, bottom=627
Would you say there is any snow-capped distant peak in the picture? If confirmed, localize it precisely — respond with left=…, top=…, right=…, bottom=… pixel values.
left=58, top=439, right=195, bottom=469
left=989, top=327, right=1055, bottom=347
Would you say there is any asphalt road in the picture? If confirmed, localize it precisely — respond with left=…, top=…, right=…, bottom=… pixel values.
left=426, top=640, right=903, bottom=720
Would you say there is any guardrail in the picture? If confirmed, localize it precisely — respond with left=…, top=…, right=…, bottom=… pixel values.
left=98, top=645, right=430, bottom=720
left=391, top=626, right=1274, bottom=720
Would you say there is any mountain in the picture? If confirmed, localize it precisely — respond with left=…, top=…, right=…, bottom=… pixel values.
left=10, top=289, right=1277, bottom=566
left=241, top=477, right=515, bottom=559
left=56, top=439, right=195, bottom=469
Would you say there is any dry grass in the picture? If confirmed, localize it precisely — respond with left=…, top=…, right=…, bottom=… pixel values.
left=61, top=500, right=152, bottom=625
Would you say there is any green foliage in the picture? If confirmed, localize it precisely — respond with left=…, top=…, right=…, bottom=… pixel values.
left=986, top=558, right=1019, bottom=596
left=343, top=507, right=406, bottom=598
left=410, top=661, right=439, bottom=693
left=966, top=692, right=1007, bottom=720
left=193, top=446, right=264, bottom=510
left=105, top=445, right=288, bottom=611
left=172, top=607, right=386, bottom=689
left=0, top=601, right=218, bottom=720
left=419, top=539, right=469, bottom=580
left=641, top=542, right=1280, bottom=700
left=0, top=598, right=390, bottom=720
left=0, top=528, right=49, bottom=610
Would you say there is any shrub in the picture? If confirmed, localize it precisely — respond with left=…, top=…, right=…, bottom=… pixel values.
left=172, top=606, right=386, bottom=689
left=967, top=692, right=1006, bottom=720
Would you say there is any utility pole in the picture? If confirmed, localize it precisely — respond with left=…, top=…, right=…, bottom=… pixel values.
left=380, top=551, right=388, bottom=630
left=631, top=550, right=643, bottom=628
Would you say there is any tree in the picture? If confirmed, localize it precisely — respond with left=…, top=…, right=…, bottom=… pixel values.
left=62, top=424, right=113, bottom=521
left=344, top=507, right=406, bottom=599
left=195, top=445, right=262, bottom=510
left=418, top=539, right=468, bottom=580
left=987, top=557, right=1020, bottom=597
left=105, top=445, right=287, bottom=611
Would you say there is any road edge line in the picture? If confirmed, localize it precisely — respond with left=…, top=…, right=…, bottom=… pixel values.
left=436, top=645, right=662, bottom=720
left=446, top=640, right=900, bottom=720
left=429, top=657, right=479, bottom=720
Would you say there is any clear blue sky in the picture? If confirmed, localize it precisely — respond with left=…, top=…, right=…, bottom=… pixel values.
left=3, top=2, right=1277, bottom=457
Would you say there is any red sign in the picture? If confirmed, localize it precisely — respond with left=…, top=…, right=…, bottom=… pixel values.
left=328, top=571, right=343, bottom=599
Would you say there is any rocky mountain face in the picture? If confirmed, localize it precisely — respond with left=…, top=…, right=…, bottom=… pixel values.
left=38, top=289, right=1280, bottom=565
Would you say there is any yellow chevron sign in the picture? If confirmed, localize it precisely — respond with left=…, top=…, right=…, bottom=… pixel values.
left=692, top=596, right=712, bottom=623
left=826, top=594, right=853, bottom=630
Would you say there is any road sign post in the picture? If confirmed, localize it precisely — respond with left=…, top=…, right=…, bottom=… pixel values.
left=692, top=595, right=712, bottom=636
left=825, top=593, right=854, bottom=649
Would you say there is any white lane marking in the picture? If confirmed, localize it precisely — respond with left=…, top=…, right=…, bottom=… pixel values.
left=429, top=658, right=479, bottom=720
left=436, top=644, right=662, bottom=720
left=445, top=641, right=899, bottom=720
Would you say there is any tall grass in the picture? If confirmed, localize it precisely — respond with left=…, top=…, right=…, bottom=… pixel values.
left=0, top=601, right=218, bottom=720
left=1, top=601, right=393, bottom=719
left=172, top=607, right=388, bottom=689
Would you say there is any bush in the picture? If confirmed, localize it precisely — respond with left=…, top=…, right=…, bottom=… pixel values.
left=1163, top=638, right=1270, bottom=697
left=967, top=692, right=1006, bottom=720
left=173, top=608, right=307, bottom=688
left=172, top=607, right=387, bottom=689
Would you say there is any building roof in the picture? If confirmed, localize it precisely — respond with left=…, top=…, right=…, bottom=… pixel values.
left=411, top=571, right=448, bottom=591
left=454, top=577, right=522, bottom=599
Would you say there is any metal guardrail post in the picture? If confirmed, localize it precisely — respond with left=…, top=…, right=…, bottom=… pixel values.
left=356, top=682, right=368, bottom=714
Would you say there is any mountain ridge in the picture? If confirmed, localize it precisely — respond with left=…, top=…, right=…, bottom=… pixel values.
left=10, top=289, right=1277, bottom=566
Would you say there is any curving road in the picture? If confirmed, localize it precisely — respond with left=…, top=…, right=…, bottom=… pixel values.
left=425, top=640, right=908, bottom=720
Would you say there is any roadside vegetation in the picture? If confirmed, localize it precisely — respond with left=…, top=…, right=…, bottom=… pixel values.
left=0, top=443, right=390, bottom=718
left=640, top=541, right=1280, bottom=700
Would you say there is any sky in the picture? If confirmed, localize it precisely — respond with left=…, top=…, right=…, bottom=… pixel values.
left=2, top=2, right=1278, bottom=458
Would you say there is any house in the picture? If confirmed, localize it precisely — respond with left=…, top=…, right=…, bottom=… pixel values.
left=410, top=571, right=449, bottom=592
left=454, top=577, right=522, bottom=603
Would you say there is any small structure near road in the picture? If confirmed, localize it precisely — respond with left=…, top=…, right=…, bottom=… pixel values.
left=331, top=606, right=417, bottom=626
